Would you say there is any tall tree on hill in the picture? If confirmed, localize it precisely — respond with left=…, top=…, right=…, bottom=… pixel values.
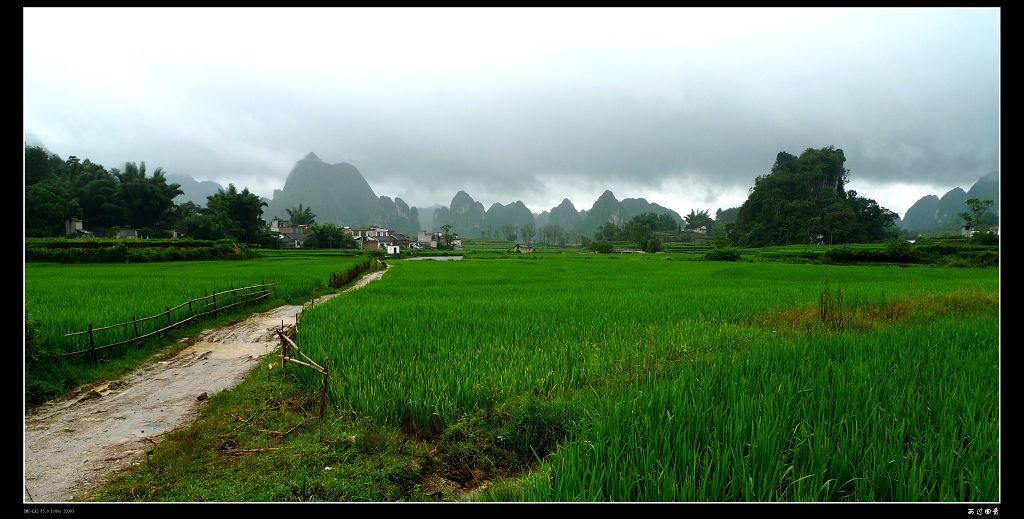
left=684, top=209, right=713, bottom=231
left=206, top=184, right=270, bottom=244
left=625, top=212, right=663, bottom=252
left=959, top=198, right=994, bottom=230
left=24, top=145, right=52, bottom=186
left=594, top=222, right=622, bottom=241
left=73, top=159, right=125, bottom=228
left=500, top=223, right=518, bottom=242
left=657, top=213, right=680, bottom=232
left=114, top=161, right=182, bottom=229
left=286, top=204, right=317, bottom=226
left=305, top=223, right=355, bottom=248
left=25, top=178, right=76, bottom=237
left=733, top=146, right=897, bottom=246
left=521, top=222, right=536, bottom=244
left=440, top=223, right=455, bottom=249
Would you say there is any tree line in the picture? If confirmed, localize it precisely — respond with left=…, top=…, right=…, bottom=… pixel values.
left=25, top=145, right=360, bottom=248
left=579, top=147, right=904, bottom=251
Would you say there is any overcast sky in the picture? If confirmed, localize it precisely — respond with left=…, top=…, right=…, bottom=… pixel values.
left=24, top=7, right=999, bottom=219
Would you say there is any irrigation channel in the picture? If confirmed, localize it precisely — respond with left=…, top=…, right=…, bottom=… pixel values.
left=23, top=267, right=389, bottom=503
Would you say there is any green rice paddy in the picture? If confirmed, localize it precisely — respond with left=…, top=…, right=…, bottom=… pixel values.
left=292, top=254, right=998, bottom=501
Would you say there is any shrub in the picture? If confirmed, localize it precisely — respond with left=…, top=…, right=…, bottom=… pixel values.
left=971, top=232, right=999, bottom=246
left=703, top=247, right=741, bottom=261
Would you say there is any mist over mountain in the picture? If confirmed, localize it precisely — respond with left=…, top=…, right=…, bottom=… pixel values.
left=484, top=201, right=535, bottom=232
left=426, top=188, right=683, bottom=238
left=547, top=198, right=582, bottom=231
left=901, top=172, right=998, bottom=231
left=165, top=173, right=224, bottom=207
left=412, top=204, right=444, bottom=233
left=430, top=190, right=488, bottom=236
left=573, top=190, right=683, bottom=237
left=263, top=153, right=420, bottom=235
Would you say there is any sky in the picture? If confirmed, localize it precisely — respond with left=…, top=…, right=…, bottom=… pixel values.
left=23, top=7, right=999, bottom=219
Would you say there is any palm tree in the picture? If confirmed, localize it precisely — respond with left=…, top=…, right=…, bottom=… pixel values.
left=286, top=204, right=316, bottom=226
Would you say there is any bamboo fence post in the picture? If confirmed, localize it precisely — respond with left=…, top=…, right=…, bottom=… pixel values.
left=272, top=279, right=277, bottom=298
left=212, top=290, right=218, bottom=317
left=188, top=300, right=193, bottom=318
left=166, top=307, right=171, bottom=326
left=231, top=283, right=236, bottom=305
left=203, top=290, right=208, bottom=312
left=281, top=333, right=288, bottom=380
left=88, top=323, right=97, bottom=366
left=262, top=280, right=268, bottom=300
left=320, top=357, right=329, bottom=419
left=132, top=315, right=139, bottom=337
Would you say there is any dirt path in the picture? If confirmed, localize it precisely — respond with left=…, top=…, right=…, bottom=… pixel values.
left=23, top=267, right=388, bottom=503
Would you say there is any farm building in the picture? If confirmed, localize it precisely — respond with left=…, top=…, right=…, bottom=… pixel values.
left=279, top=230, right=305, bottom=248
left=64, top=218, right=83, bottom=237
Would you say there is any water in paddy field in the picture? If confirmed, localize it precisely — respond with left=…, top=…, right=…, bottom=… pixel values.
left=403, top=256, right=464, bottom=261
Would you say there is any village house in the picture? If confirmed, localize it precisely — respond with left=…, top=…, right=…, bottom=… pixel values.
left=415, top=230, right=463, bottom=250
left=64, top=217, right=83, bottom=237
left=359, top=236, right=381, bottom=250
left=416, top=230, right=438, bottom=249
left=270, top=217, right=301, bottom=235
left=271, top=218, right=307, bottom=248
left=350, top=226, right=391, bottom=239
left=280, top=228, right=306, bottom=248
left=391, top=233, right=413, bottom=248
left=962, top=223, right=1000, bottom=239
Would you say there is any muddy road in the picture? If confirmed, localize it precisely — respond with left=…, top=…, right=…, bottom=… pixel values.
left=23, top=268, right=388, bottom=503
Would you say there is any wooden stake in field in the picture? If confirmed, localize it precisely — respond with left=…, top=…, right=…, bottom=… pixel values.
left=132, top=315, right=139, bottom=338
left=320, top=357, right=330, bottom=419
left=88, top=323, right=96, bottom=366
left=281, top=332, right=288, bottom=380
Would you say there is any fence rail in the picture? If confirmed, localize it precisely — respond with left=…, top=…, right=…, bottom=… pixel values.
left=60, top=280, right=278, bottom=364
left=274, top=324, right=330, bottom=419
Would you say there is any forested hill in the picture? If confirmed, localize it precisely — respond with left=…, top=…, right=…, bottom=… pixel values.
left=731, top=146, right=899, bottom=246
left=901, top=172, right=999, bottom=232
left=429, top=189, right=683, bottom=238
left=263, top=153, right=420, bottom=236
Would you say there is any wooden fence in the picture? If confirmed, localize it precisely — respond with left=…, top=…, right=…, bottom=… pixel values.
left=274, top=324, right=330, bottom=419
left=61, top=280, right=278, bottom=365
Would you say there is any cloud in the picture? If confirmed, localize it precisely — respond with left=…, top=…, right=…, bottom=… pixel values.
left=24, top=7, right=998, bottom=217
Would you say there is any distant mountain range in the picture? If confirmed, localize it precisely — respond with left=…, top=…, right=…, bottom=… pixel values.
left=254, top=152, right=685, bottom=239
left=165, top=173, right=224, bottom=206
left=429, top=188, right=683, bottom=238
left=900, top=172, right=999, bottom=231
left=263, top=153, right=421, bottom=236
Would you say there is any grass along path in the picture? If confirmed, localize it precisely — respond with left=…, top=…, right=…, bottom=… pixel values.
left=24, top=265, right=388, bottom=503
left=91, top=256, right=997, bottom=502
